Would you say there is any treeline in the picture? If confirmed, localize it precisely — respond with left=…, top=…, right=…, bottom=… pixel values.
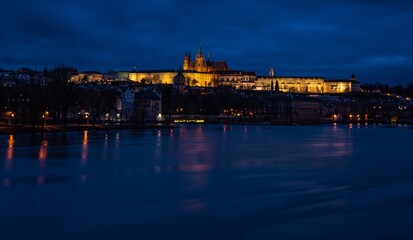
left=361, top=83, right=413, bottom=97
left=0, top=67, right=118, bottom=128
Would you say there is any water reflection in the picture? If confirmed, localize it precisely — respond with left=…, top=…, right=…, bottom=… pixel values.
left=81, top=131, right=88, bottom=164
left=2, top=178, right=11, bottom=188
left=306, top=127, right=353, bottom=158
left=180, top=198, right=207, bottom=213
left=38, top=140, right=48, bottom=168
left=80, top=174, right=87, bottom=182
left=102, top=133, right=108, bottom=160
left=4, top=135, right=14, bottom=170
left=37, top=175, right=46, bottom=186
left=154, top=130, right=163, bottom=158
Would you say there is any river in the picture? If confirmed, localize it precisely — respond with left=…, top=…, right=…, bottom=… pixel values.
left=1, top=124, right=413, bottom=239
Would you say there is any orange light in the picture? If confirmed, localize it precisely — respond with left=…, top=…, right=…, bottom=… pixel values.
left=38, top=140, right=48, bottom=167
left=81, top=131, right=88, bottom=164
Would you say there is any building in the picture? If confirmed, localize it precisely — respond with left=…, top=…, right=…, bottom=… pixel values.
left=256, top=76, right=325, bottom=92
left=218, top=71, right=257, bottom=89
left=291, top=96, right=323, bottom=123
left=134, top=91, right=162, bottom=123
left=72, top=50, right=360, bottom=94
left=116, top=89, right=135, bottom=121
left=264, top=94, right=293, bottom=124
left=256, top=69, right=360, bottom=93
left=183, top=47, right=229, bottom=72
left=71, top=71, right=103, bottom=83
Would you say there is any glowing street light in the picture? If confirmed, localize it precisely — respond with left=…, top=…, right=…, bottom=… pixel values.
left=85, top=112, right=90, bottom=125
left=8, top=112, right=14, bottom=124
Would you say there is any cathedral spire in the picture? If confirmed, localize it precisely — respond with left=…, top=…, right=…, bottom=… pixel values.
left=269, top=67, right=274, bottom=77
left=197, top=45, right=204, bottom=58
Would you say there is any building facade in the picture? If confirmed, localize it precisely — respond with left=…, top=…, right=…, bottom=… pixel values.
left=114, top=51, right=360, bottom=94
left=183, top=47, right=229, bottom=72
left=256, top=72, right=360, bottom=93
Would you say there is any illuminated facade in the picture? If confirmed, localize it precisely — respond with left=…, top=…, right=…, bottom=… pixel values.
left=218, top=71, right=257, bottom=89
left=128, top=70, right=219, bottom=87
left=71, top=71, right=103, bottom=82
left=183, top=47, right=229, bottom=72
left=256, top=72, right=360, bottom=93
left=122, top=51, right=360, bottom=93
left=256, top=76, right=325, bottom=92
left=128, top=70, right=177, bottom=84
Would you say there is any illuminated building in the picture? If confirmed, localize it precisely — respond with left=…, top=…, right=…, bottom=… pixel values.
left=218, top=71, right=257, bottom=89
left=256, top=70, right=360, bottom=93
left=117, top=50, right=360, bottom=93
left=183, top=47, right=229, bottom=72
left=71, top=71, right=103, bottom=83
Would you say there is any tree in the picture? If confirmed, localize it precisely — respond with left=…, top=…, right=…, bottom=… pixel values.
left=48, top=66, right=76, bottom=127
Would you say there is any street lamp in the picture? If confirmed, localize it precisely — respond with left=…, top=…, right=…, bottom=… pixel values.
left=85, top=112, right=90, bottom=125
left=8, top=112, right=14, bottom=125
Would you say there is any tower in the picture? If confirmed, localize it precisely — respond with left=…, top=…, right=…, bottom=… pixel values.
left=350, top=74, right=357, bottom=81
left=195, top=46, right=205, bottom=71
left=269, top=67, right=274, bottom=77
left=183, top=51, right=191, bottom=70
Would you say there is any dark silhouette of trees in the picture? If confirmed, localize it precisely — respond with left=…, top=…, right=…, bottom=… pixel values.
left=48, top=67, right=76, bottom=127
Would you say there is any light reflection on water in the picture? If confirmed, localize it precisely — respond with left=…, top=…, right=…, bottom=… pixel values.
left=4, top=135, right=14, bottom=170
left=0, top=124, right=413, bottom=239
left=38, top=140, right=48, bottom=168
left=81, top=130, right=88, bottom=164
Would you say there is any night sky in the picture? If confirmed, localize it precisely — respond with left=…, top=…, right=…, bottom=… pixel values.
left=1, top=0, right=412, bottom=84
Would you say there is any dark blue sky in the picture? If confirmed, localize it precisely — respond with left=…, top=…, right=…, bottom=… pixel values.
left=1, top=0, right=412, bottom=84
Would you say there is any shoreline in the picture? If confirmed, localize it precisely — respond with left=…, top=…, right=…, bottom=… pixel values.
left=1, top=121, right=411, bottom=135
left=0, top=123, right=172, bottom=135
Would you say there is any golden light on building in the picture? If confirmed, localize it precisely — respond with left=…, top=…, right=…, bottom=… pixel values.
left=124, top=50, right=360, bottom=93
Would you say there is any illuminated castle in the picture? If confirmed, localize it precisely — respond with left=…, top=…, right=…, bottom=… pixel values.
left=124, top=48, right=360, bottom=93
left=183, top=47, right=229, bottom=72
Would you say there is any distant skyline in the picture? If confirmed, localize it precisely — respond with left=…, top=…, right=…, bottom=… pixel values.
left=1, top=0, right=412, bottom=84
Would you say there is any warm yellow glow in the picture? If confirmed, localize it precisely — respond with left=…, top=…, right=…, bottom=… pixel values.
left=81, top=131, right=88, bottom=163
left=38, top=140, right=48, bottom=167
left=174, top=119, right=205, bottom=123
left=5, top=135, right=14, bottom=170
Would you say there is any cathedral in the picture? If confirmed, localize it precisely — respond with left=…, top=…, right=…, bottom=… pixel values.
left=124, top=48, right=360, bottom=93
left=183, top=47, right=229, bottom=72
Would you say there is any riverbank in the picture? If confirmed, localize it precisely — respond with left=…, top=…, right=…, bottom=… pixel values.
left=0, top=123, right=172, bottom=135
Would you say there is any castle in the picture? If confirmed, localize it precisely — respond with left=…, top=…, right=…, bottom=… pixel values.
left=123, top=48, right=360, bottom=93
left=183, top=47, right=229, bottom=72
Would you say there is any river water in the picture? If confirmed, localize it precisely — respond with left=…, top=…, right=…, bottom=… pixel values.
left=1, top=124, right=413, bottom=239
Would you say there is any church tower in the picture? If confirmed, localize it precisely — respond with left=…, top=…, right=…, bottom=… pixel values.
left=195, top=46, right=205, bottom=72
left=350, top=74, right=357, bottom=81
left=183, top=51, right=191, bottom=70
left=269, top=67, right=275, bottom=77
